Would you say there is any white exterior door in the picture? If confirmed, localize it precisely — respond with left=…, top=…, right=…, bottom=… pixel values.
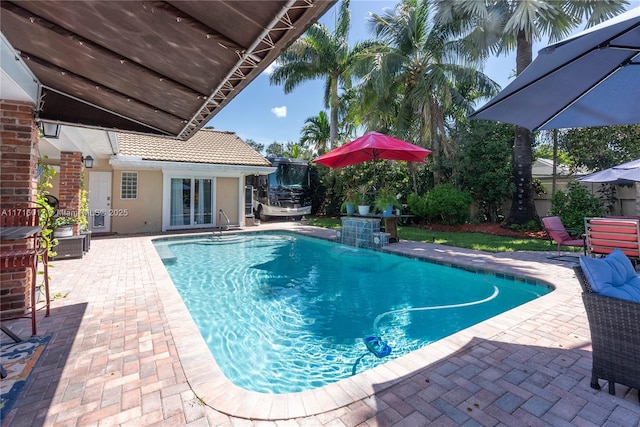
left=88, top=171, right=112, bottom=232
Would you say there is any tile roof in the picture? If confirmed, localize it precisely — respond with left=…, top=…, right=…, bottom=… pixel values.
left=116, top=129, right=271, bottom=167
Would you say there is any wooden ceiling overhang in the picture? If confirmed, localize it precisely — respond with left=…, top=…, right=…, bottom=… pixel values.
left=1, top=1, right=335, bottom=139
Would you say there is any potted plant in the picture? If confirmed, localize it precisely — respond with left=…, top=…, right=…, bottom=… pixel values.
left=356, top=184, right=370, bottom=215
left=375, top=187, right=401, bottom=217
left=341, top=187, right=357, bottom=216
left=52, top=216, right=78, bottom=238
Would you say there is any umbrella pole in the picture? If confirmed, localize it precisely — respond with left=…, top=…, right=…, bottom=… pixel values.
left=373, top=158, right=380, bottom=195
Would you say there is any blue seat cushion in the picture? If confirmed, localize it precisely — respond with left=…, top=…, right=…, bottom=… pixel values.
left=580, top=249, right=640, bottom=302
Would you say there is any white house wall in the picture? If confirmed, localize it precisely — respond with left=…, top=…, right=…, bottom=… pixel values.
left=111, top=169, right=163, bottom=234
left=108, top=156, right=273, bottom=234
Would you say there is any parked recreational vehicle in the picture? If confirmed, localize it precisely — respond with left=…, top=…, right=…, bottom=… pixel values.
left=246, top=156, right=311, bottom=220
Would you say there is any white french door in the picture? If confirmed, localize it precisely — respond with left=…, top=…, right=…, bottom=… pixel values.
left=169, top=177, right=213, bottom=228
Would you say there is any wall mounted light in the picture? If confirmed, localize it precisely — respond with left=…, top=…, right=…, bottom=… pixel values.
left=39, top=122, right=61, bottom=139
left=82, top=155, right=94, bottom=168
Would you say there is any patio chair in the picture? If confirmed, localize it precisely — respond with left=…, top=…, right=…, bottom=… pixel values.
left=541, top=216, right=586, bottom=256
left=573, top=262, right=640, bottom=400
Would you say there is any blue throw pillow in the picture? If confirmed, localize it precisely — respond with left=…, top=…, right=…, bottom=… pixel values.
left=626, top=275, right=640, bottom=294
left=580, top=255, right=613, bottom=293
left=580, top=249, right=640, bottom=303
left=598, top=275, right=640, bottom=302
left=604, top=248, right=637, bottom=286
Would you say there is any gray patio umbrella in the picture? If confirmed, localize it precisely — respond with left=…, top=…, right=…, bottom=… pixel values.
left=578, top=158, right=640, bottom=216
left=470, top=7, right=640, bottom=132
left=577, top=158, right=640, bottom=184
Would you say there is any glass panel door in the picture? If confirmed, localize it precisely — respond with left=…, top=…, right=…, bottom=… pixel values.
left=194, top=179, right=213, bottom=225
left=170, top=178, right=191, bottom=226
left=170, top=177, right=213, bottom=227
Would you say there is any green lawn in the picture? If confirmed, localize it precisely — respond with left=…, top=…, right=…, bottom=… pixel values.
left=304, top=216, right=565, bottom=253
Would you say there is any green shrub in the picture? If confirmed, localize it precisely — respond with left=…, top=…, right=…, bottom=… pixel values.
left=425, top=184, right=472, bottom=225
left=407, top=192, right=429, bottom=218
left=455, top=120, right=513, bottom=223
left=549, top=182, right=606, bottom=233
left=408, top=185, right=472, bottom=225
left=508, top=220, right=541, bottom=233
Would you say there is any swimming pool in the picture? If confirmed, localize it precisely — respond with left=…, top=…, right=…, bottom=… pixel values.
left=155, top=232, right=552, bottom=394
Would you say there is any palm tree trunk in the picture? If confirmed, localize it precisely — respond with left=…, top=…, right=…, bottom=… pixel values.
left=329, top=77, right=339, bottom=150
left=507, top=30, right=538, bottom=226
left=430, top=104, right=450, bottom=186
left=409, top=162, right=418, bottom=194
left=508, top=126, right=537, bottom=225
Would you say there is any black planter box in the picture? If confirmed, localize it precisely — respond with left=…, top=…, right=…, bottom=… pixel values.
left=80, top=231, right=91, bottom=253
left=51, top=235, right=85, bottom=260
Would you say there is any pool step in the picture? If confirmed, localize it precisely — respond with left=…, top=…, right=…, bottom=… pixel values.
left=201, top=234, right=243, bottom=245
left=155, top=244, right=177, bottom=263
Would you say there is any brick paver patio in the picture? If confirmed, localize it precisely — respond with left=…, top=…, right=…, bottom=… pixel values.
left=1, top=222, right=639, bottom=426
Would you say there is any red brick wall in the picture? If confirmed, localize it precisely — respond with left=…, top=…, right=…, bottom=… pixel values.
left=0, top=99, right=38, bottom=318
left=59, top=151, right=83, bottom=234
left=1, top=100, right=38, bottom=205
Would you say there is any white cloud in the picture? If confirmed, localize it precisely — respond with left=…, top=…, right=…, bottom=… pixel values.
left=271, top=106, right=287, bottom=118
left=263, top=63, right=277, bottom=76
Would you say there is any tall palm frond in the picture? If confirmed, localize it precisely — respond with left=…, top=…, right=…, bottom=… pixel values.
left=300, top=111, right=331, bottom=154
left=352, top=0, right=499, bottom=182
left=269, top=0, right=362, bottom=149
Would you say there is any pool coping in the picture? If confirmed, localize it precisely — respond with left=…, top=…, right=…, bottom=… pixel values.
left=147, top=224, right=574, bottom=420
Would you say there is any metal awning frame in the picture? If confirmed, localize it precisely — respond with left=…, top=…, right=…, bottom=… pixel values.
left=180, top=0, right=311, bottom=140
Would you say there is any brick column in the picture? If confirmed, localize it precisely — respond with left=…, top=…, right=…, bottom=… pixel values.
left=59, top=151, right=83, bottom=234
left=0, top=99, right=38, bottom=318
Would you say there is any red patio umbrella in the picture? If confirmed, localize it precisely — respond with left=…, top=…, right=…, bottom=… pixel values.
left=313, top=131, right=431, bottom=168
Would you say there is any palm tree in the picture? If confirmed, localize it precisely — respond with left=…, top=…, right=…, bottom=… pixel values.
left=352, top=0, right=499, bottom=184
left=300, top=111, right=330, bottom=155
left=432, top=0, right=627, bottom=225
left=287, top=144, right=302, bottom=159
left=270, top=0, right=371, bottom=150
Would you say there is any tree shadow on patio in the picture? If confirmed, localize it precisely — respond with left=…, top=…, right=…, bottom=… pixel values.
left=360, top=336, right=639, bottom=425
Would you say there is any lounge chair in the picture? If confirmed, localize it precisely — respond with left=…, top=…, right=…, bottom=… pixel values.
left=541, top=216, right=585, bottom=256
left=574, top=258, right=640, bottom=400
left=584, top=217, right=640, bottom=262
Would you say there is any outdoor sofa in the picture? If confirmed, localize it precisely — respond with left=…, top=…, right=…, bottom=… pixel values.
left=573, top=249, right=640, bottom=400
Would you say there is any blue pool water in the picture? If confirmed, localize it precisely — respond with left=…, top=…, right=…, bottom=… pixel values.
left=155, top=232, right=551, bottom=394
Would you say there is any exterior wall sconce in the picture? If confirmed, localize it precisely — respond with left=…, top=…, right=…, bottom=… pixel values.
left=39, top=122, right=61, bottom=139
left=82, top=156, right=94, bottom=168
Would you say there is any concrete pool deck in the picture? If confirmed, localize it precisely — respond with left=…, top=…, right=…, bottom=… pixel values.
left=1, top=221, right=639, bottom=426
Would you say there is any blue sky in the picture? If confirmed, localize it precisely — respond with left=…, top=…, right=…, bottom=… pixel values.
left=206, top=0, right=637, bottom=148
